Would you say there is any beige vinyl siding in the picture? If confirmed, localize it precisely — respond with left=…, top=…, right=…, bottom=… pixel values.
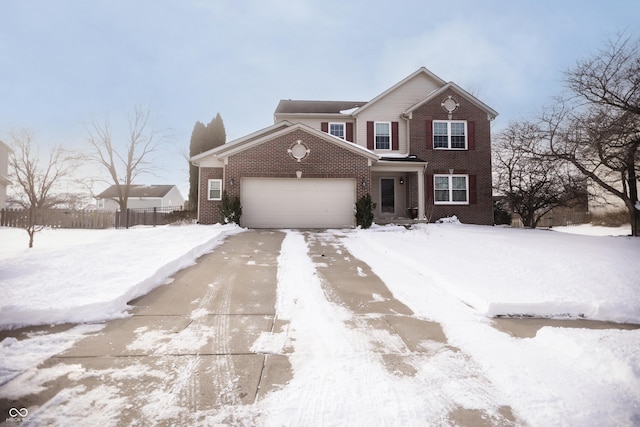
left=198, top=157, right=225, bottom=168
left=356, top=74, right=442, bottom=153
left=275, top=116, right=356, bottom=138
left=274, top=116, right=322, bottom=127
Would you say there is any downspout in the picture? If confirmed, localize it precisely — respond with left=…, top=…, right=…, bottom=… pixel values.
left=191, top=160, right=200, bottom=223
left=401, top=111, right=412, bottom=154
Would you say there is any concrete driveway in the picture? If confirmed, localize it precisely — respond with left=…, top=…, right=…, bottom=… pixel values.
left=0, top=230, right=517, bottom=426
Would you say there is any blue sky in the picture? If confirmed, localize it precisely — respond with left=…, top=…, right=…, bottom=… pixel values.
left=1, top=0, right=638, bottom=198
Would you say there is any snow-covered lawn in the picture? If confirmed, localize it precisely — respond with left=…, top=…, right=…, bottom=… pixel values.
left=1, top=222, right=639, bottom=425
left=339, top=223, right=640, bottom=426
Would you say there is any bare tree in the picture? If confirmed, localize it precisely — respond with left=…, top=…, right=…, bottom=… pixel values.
left=85, top=107, right=161, bottom=212
left=7, top=129, right=77, bottom=247
left=544, top=34, right=640, bottom=235
left=494, top=121, right=587, bottom=228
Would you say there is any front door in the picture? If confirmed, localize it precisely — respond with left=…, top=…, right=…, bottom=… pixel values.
left=380, top=178, right=395, bottom=214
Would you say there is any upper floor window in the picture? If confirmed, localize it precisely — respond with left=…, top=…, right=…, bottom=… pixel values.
left=375, top=122, right=391, bottom=150
left=208, top=179, right=222, bottom=201
left=329, top=122, right=345, bottom=139
left=434, top=174, right=468, bottom=204
left=433, top=120, right=467, bottom=150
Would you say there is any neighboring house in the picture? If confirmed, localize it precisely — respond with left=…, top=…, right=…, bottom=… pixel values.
left=96, top=185, right=185, bottom=211
left=191, top=67, right=498, bottom=228
left=0, top=140, right=12, bottom=210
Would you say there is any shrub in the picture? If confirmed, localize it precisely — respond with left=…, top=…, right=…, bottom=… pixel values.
left=355, top=194, right=376, bottom=229
left=220, top=191, right=242, bottom=225
left=493, top=199, right=512, bottom=225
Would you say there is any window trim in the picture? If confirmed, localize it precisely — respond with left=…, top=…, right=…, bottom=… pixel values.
left=433, top=120, right=467, bottom=150
left=433, top=174, right=469, bottom=205
left=374, top=121, right=391, bottom=150
left=208, top=179, right=222, bottom=201
left=328, top=122, right=346, bottom=140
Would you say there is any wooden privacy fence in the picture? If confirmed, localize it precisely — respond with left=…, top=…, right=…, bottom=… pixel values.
left=1, top=208, right=115, bottom=229
left=114, top=206, right=192, bottom=228
left=511, top=210, right=590, bottom=228
left=1, top=206, right=193, bottom=229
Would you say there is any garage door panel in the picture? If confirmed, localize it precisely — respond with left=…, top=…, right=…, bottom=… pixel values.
left=241, top=178, right=355, bottom=228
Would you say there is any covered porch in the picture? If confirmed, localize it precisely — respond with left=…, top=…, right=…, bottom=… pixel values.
left=370, top=158, right=428, bottom=224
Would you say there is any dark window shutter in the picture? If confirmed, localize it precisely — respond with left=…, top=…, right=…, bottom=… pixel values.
left=426, top=120, right=433, bottom=150
left=426, top=174, right=434, bottom=203
left=366, top=121, right=374, bottom=150
left=321, top=122, right=328, bottom=133
left=467, top=121, right=475, bottom=150
left=469, top=175, right=477, bottom=204
left=346, top=122, right=354, bottom=142
left=392, top=121, right=399, bottom=150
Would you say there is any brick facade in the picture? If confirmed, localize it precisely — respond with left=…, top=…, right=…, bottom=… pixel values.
left=195, top=70, right=497, bottom=228
left=410, top=88, right=494, bottom=225
left=198, top=128, right=372, bottom=225
left=198, top=167, right=223, bottom=224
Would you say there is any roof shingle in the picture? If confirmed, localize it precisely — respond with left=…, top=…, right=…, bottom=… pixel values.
left=274, top=100, right=366, bottom=115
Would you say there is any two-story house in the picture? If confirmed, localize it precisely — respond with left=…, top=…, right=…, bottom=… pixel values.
left=191, top=67, right=498, bottom=228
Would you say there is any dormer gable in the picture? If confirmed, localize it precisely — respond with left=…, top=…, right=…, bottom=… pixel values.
left=351, top=67, right=447, bottom=116
left=404, top=82, right=498, bottom=121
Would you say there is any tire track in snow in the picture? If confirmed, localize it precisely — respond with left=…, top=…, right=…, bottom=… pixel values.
left=336, top=229, right=523, bottom=425
left=207, top=273, right=240, bottom=406
left=303, top=231, right=517, bottom=425
left=256, top=231, right=437, bottom=425
left=156, top=278, right=225, bottom=414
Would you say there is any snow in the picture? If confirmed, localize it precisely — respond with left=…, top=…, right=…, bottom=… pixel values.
left=1, top=222, right=639, bottom=425
left=553, top=223, right=632, bottom=236
left=340, top=223, right=640, bottom=425
left=0, top=224, right=242, bottom=328
left=339, top=107, right=359, bottom=115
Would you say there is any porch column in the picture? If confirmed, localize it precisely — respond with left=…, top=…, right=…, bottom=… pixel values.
left=417, top=168, right=425, bottom=219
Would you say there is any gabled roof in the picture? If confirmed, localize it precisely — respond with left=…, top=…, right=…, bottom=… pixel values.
left=191, top=121, right=291, bottom=163
left=96, top=185, right=178, bottom=199
left=350, top=67, right=448, bottom=116
left=191, top=121, right=379, bottom=163
left=274, top=100, right=366, bottom=115
left=404, top=81, right=499, bottom=119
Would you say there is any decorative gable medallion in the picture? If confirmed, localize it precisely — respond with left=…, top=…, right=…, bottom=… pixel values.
left=288, top=139, right=310, bottom=162
left=441, top=96, right=459, bottom=114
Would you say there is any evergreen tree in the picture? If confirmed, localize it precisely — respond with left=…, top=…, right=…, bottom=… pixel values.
left=204, top=112, right=226, bottom=152
left=188, top=121, right=206, bottom=211
left=187, top=113, right=227, bottom=212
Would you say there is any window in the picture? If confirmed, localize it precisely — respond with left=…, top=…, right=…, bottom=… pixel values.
left=329, top=122, right=345, bottom=139
left=433, top=121, right=467, bottom=149
left=208, top=179, right=222, bottom=200
left=375, top=122, right=390, bottom=150
left=434, top=175, right=468, bottom=204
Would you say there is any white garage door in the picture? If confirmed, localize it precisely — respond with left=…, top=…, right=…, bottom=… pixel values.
left=241, top=178, right=356, bottom=228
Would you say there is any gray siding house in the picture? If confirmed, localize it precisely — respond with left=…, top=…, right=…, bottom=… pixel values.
left=96, top=185, right=184, bottom=211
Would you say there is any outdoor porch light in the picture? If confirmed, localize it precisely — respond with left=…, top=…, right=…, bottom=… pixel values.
left=361, top=178, right=367, bottom=188
left=399, top=177, right=405, bottom=184
left=229, top=178, right=235, bottom=186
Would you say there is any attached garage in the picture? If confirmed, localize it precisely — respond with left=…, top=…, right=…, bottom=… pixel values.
left=241, top=178, right=356, bottom=228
